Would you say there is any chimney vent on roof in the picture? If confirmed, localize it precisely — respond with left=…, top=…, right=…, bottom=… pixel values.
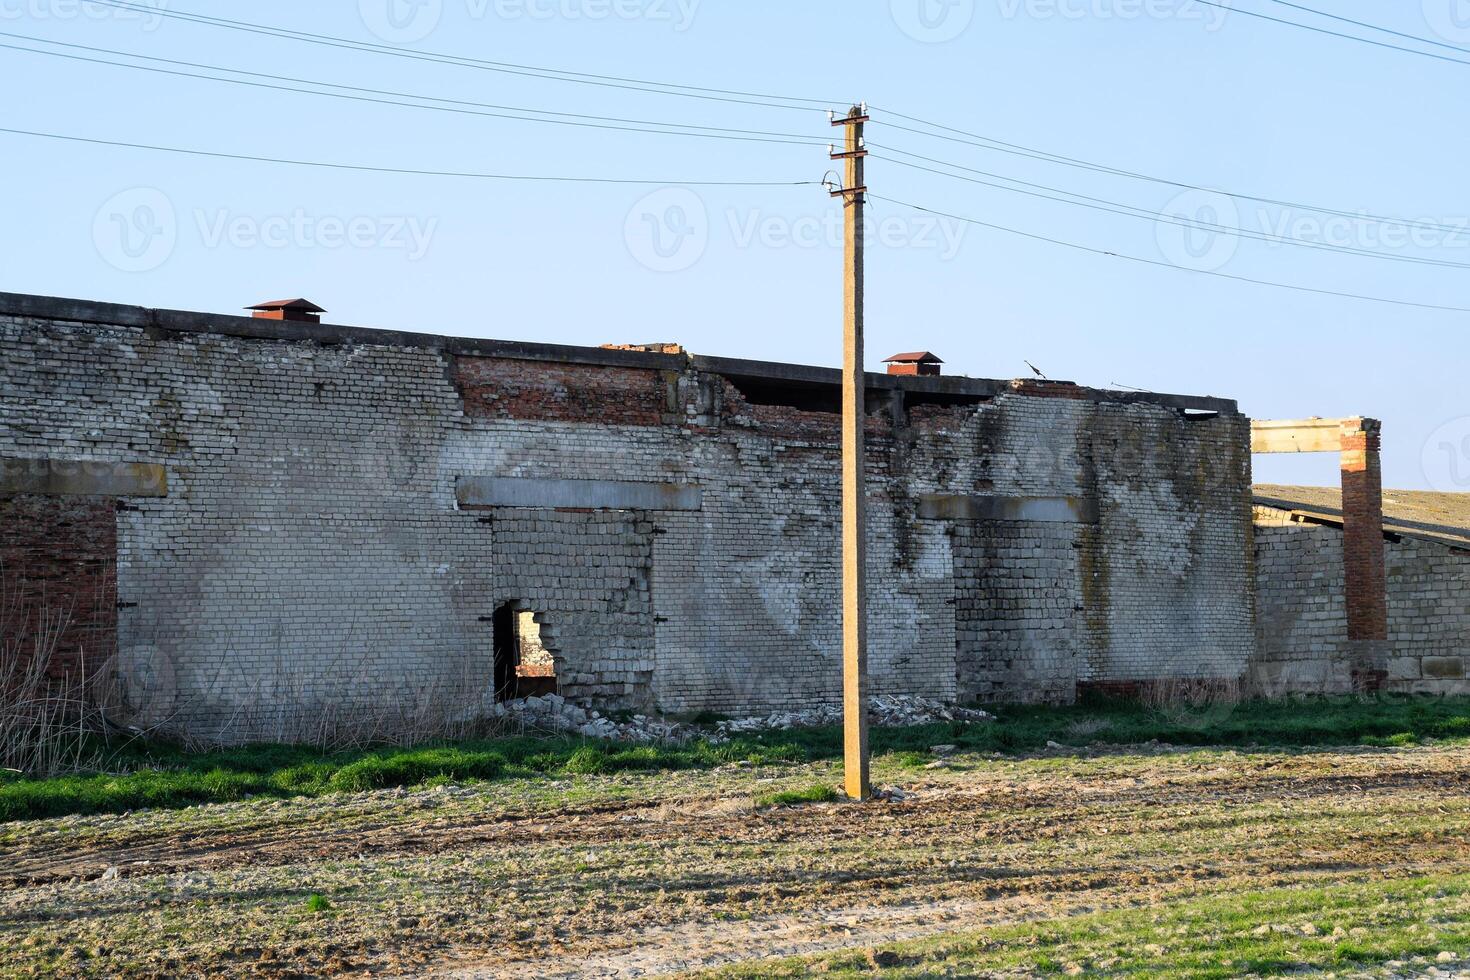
left=883, top=351, right=943, bottom=377
left=246, top=298, right=326, bottom=324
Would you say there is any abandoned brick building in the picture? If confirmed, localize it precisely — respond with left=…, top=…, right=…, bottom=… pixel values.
left=4, top=290, right=1457, bottom=742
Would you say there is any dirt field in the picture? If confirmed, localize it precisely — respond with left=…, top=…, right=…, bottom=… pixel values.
left=4, top=742, right=1470, bottom=978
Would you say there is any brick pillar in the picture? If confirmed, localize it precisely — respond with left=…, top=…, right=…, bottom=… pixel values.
left=1339, top=418, right=1388, bottom=691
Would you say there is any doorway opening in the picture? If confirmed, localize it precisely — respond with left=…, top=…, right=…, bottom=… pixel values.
left=492, top=603, right=558, bottom=702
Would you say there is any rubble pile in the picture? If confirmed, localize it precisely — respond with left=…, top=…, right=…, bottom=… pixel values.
left=484, top=695, right=686, bottom=743
left=485, top=693, right=993, bottom=744
left=715, top=695, right=992, bottom=735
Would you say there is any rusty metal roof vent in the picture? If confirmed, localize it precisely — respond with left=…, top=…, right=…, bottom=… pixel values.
left=246, top=298, right=326, bottom=323
left=883, top=351, right=943, bottom=377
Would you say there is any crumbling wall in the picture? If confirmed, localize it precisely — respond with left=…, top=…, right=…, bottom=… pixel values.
left=480, top=509, right=654, bottom=703
left=649, top=421, right=956, bottom=715
left=1253, top=515, right=1470, bottom=694
left=906, top=394, right=1254, bottom=702
left=905, top=394, right=1092, bottom=703
left=450, top=356, right=670, bottom=426
left=1087, top=406, right=1254, bottom=685
left=950, top=521, right=1080, bottom=703
left=0, top=319, right=506, bottom=739
left=1, top=303, right=1257, bottom=737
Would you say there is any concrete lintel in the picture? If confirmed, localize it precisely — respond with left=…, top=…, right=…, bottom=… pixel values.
left=1251, top=417, right=1372, bottom=454
left=917, top=494, right=1098, bottom=523
left=457, top=476, right=701, bottom=512
left=0, top=457, right=168, bottom=497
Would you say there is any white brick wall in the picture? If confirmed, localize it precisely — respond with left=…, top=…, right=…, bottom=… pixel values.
left=1253, top=515, right=1470, bottom=694
left=1, top=313, right=1257, bottom=739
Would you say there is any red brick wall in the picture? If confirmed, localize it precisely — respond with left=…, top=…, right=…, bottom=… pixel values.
left=0, top=495, right=117, bottom=681
left=717, top=378, right=893, bottom=444
left=1008, top=380, right=1091, bottom=400
left=1340, top=419, right=1388, bottom=645
left=451, top=357, right=669, bottom=425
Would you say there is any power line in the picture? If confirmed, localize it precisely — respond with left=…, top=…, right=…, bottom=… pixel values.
left=88, top=0, right=841, bottom=111
left=870, top=193, right=1470, bottom=315
left=1191, top=0, right=1470, bottom=68
left=66, top=3, right=1464, bottom=238
left=0, top=125, right=824, bottom=186
left=1, top=33, right=830, bottom=145
left=867, top=107, right=1470, bottom=237
left=0, top=41, right=830, bottom=149
left=869, top=150, right=1470, bottom=270
left=1264, top=0, right=1470, bottom=55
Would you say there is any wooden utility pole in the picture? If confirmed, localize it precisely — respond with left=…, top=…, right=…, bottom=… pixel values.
left=831, top=104, right=870, bottom=801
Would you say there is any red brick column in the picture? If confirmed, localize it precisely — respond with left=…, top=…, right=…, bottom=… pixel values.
left=1339, top=418, right=1388, bottom=690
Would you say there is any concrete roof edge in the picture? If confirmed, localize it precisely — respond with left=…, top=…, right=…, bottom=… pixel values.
left=0, top=290, right=1237, bottom=413
left=0, top=290, right=687, bottom=371
left=693, top=353, right=1237, bottom=413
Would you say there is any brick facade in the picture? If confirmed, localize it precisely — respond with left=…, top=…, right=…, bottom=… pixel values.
left=451, top=357, right=670, bottom=426
left=0, top=296, right=1257, bottom=741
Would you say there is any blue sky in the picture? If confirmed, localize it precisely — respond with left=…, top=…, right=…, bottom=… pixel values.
left=3, top=0, right=1468, bottom=490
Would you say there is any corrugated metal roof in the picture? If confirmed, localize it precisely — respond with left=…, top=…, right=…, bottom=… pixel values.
left=883, top=351, right=943, bottom=364
left=1254, top=484, right=1470, bottom=551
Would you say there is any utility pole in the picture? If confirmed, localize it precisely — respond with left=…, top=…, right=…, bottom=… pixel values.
left=831, top=103, right=870, bottom=802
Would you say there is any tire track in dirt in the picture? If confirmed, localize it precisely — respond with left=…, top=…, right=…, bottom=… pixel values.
left=5, top=763, right=1467, bottom=889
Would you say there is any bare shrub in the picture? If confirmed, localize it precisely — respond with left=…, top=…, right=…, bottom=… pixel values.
left=1063, top=717, right=1111, bottom=739
left=1139, top=676, right=1243, bottom=730
left=0, top=579, right=101, bottom=778
left=194, top=650, right=506, bottom=751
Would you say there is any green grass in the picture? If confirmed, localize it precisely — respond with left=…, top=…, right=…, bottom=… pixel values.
left=3, top=694, right=1468, bottom=824
left=708, top=874, right=1470, bottom=978
left=755, top=782, right=840, bottom=807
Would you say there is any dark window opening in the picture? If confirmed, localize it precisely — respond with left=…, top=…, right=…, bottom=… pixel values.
left=492, top=603, right=558, bottom=702
left=903, top=391, right=993, bottom=410
left=726, top=376, right=841, bottom=414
